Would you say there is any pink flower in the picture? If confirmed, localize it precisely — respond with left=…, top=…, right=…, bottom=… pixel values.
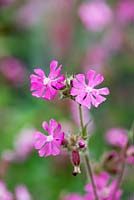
left=30, top=60, right=65, bottom=101
left=15, top=185, right=32, bottom=200
left=0, top=181, right=13, bottom=200
left=63, top=194, right=84, bottom=200
left=85, top=172, right=122, bottom=200
left=105, top=128, right=128, bottom=148
left=78, top=1, right=112, bottom=32
left=2, top=127, right=35, bottom=162
left=34, top=119, right=64, bottom=157
left=70, top=70, right=110, bottom=109
left=126, top=146, right=134, bottom=164
left=69, top=100, right=94, bottom=133
left=116, top=0, right=134, bottom=25
left=0, top=57, right=27, bottom=85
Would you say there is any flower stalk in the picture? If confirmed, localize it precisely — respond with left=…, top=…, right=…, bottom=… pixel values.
left=78, top=103, right=99, bottom=200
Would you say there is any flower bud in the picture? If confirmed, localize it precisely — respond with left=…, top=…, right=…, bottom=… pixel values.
left=72, top=150, right=80, bottom=166
left=72, top=149, right=81, bottom=176
left=79, top=140, right=86, bottom=148
left=102, top=150, right=121, bottom=175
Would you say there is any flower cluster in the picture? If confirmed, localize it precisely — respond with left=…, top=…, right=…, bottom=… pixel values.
left=30, top=60, right=110, bottom=164
left=29, top=60, right=134, bottom=200
left=61, top=172, right=122, bottom=200
left=0, top=181, right=32, bottom=200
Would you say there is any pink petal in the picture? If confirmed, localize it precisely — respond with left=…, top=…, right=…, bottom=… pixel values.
left=93, top=87, right=110, bottom=95
left=53, top=123, right=61, bottom=134
left=49, top=119, right=58, bottom=134
left=90, top=94, right=100, bottom=108
left=30, top=74, right=41, bottom=82
left=49, top=86, right=57, bottom=100
left=70, top=87, right=81, bottom=96
left=75, top=92, right=87, bottom=105
left=34, top=132, right=47, bottom=149
left=42, top=121, right=49, bottom=132
left=76, top=74, right=86, bottom=85
left=72, top=79, right=84, bottom=89
left=82, top=94, right=92, bottom=109
left=42, top=87, right=51, bottom=101
left=39, top=143, right=52, bottom=157
left=49, top=60, right=58, bottom=78
left=30, top=82, right=43, bottom=91
left=95, top=95, right=106, bottom=105
left=92, top=73, right=104, bottom=87
left=34, top=68, right=45, bottom=77
left=54, top=132, right=64, bottom=145
left=51, top=142, right=60, bottom=156
left=32, top=87, right=44, bottom=98
left=87, top=70, right=96, bottom=87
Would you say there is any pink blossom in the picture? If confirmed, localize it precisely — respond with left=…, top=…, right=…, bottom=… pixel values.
left=14, top=127, right=35, bottom=161
left=116, top=0, right=134, bottom=25
left=0, top=0, right=15, bottom=7
left=78, top=1, right=112, bottom=32
left=105, top=128, right=128, bottom=148
left=34, top=119, right=64, bottom=157
left=63, top=194, right=84, bottom=200
left=69, top=100, right=94, bottom=133
left=83, top=45, right=109, bottom=73
left=0, top=57, right=27, bottom=85
left=30, top=60, right=65, bottom=101
left=15, top=185, right=32, bottom=200
left=70, top=70, right=110, bottom=109
left=0, top=181, right=13, bottom=200
left=85, top=172, right=122, bottom=200
left=2, top=127, right=35, bottom=162
left=126, top=146, right=134, bottom=164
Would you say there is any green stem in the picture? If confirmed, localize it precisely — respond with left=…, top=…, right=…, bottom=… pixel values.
left=78, top=104, right=99, bottom=200
left=79, top=104, right=84, bottom=131
left=111, top=147, right=126, bottom=200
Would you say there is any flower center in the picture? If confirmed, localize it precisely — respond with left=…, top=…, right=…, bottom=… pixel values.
left=86, top=86, right=92, bottom=93
left=46, top=135, right=54, bottom=142
left=101, top=187, right=109, bottom=198
left=43, top=77, right=50, bottom=85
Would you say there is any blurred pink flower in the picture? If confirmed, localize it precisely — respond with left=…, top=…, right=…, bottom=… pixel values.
left=0, top=181, right=13, bottom=200
left=0, top=0, right=15, bottom=7
left=63, top=194, right=84, bottom=200
left=116, top=0, right=134, bottom=25
left=15, top=0, right=47, bottom=28
left=30, top=60, right=65, bottom=101
left=0, top=57, right=27, bottom=85
left=70, top=70, right=110, bottom=109
left=2, top=127, right=35, bottom=162
left=83, top=45, right=109, bottom=73
left=102, top=28, right=123, bottom=53
left=126, top=146, right=134, bottom=164
left=105, top=128, right=128, bottom=148
left=34, top=119, right=64, bottom=157
left=15, top=185, right=32, bottom=200
left=69, top=100, right=94, bottom=133
left=85, top=172, right=122, bottom=200
left=78, top=1, right=112, bottom=32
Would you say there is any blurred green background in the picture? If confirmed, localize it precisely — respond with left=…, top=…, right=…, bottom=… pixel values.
left=0, top=0, right=134, bottom=199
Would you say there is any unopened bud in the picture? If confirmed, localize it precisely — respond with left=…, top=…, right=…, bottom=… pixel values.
left=61, top=138, right=68, bottom=147
left=72, top=150, right=80, bottom=166
left=102, top=150, right=121, bottom=175
left=72, top=166, right=81, bottom=176
left=79, top=140, right=86, bottom=148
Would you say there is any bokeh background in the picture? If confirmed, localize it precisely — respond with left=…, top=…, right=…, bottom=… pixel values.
left=0, top=0, right=134, bottom=199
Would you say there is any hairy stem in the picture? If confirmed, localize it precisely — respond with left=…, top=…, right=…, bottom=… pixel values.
left=78, top=104, right=99, bottom=200
left=79, top=104, right=84, bottom=131
left=111, top=147, right=127, bottom=200
left=84, top=153, right=99, bottom=200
